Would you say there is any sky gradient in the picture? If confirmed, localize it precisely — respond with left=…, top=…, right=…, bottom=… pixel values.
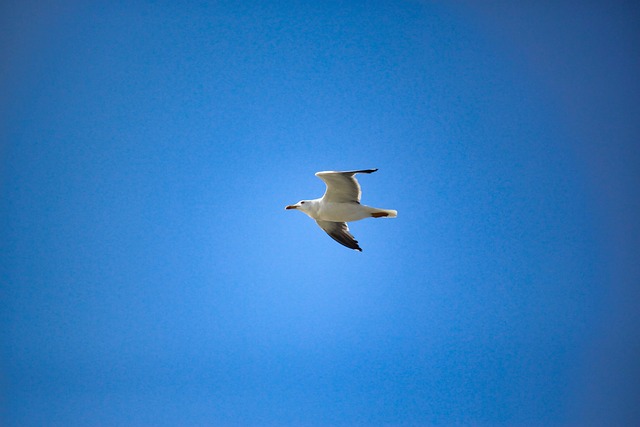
left=2, top=1, right=639, bottom=426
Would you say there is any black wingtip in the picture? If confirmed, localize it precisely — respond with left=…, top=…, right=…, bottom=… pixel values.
left=356, top=168, right=377, bottom=174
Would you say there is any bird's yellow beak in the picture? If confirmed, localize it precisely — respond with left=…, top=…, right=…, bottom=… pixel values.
left=285, top=205, right=297, bottom=210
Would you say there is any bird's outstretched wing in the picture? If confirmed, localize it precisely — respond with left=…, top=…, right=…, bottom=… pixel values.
left=315, top=169, right=377, bottom=203
left=315, top=220, right=362, bottom=251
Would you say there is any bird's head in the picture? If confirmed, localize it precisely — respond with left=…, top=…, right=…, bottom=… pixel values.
left=285, top=200, right=308, bottom=211
left=285, top=200, right=309, bottom=212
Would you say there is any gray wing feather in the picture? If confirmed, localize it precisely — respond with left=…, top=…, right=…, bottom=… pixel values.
left=315, top=220, right=362, bottom=251
left=315, top=169, right=377, bottom=203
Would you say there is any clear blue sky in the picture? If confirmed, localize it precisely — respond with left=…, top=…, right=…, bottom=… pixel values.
left=1, top=1, right=638, bottom=426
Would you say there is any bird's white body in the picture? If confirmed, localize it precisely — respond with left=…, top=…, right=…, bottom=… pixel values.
left=285, top=169, right=397, bottom=251
left=298, top=199, right=397, bottom=223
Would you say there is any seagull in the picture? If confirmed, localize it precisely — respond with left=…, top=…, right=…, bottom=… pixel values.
left=285, top=169, right=397, bottom=251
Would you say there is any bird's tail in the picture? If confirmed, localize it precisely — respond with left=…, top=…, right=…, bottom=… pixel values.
left=371, top=209, right=397, bottom=218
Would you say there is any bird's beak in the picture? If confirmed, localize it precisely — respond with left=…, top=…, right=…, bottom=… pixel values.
left=285, top=205, right=297, bottom=210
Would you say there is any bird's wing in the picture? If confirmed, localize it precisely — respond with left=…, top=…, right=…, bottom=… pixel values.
left=315, top=169, right=377, bottom=203
left=316, top=220, right=362, bottom=251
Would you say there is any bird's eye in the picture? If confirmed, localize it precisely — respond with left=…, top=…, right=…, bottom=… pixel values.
left=301, top=201, right=305, bottom=204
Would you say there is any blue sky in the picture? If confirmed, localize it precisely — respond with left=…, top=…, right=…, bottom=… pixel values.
left=1, top=1, right=638, bottom=426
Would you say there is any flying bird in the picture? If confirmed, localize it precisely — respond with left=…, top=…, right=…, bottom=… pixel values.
left=285, top=169, right=397, bottom=251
